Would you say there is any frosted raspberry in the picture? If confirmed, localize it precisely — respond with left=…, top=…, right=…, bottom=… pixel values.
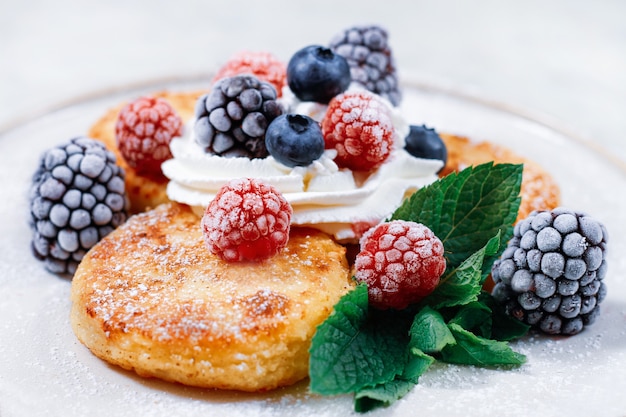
left=201, top=178, right=293, bottom=262
left=355, top=220, right=446, bottom=310
left=213, top=51, right=287, bottom=97
left=321, top=91, right=394, bottom=171
left=115, top=96, right=183, bottom=180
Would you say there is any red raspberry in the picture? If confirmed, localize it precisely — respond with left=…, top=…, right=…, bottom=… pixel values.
left=321, top=90, right=395, bottom=171
left=201, top=178, right=293, bottom=262
left=115, top=96, right=183, bottom=180
left=354, top=220, right=446, bottom=310
left=213, top=51, right=287, bottom=97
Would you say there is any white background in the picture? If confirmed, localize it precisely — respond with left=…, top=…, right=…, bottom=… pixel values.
left=1, top=0, right=625, bottom=165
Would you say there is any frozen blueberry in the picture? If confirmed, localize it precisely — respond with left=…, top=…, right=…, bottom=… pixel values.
left=287, top=45, right=351, bottom=104
left=265, top=114, right=325, bottom=167
left=403, top=125, right=448, bottom=171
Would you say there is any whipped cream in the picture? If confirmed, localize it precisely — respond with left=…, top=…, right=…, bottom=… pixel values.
left=162, top=89, right=443, bottom=242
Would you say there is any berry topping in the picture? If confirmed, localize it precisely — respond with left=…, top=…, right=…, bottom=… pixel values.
left=404, top=125, right=448, bottom=171
left=265, top=114, right=325, bottom=167
left=491, top=207, right=608, bottom=335
left=201, top=178, right=293, bottom=262
left=194, top=75, right=284, bottom=159
left=330, top=24, right=401, bottom=106
left=29, top=137, right=129, bottom=274
left=286, top=45, right=351, bottom=104
left=115, top=96, right=183, bottom=180
left=321, top=90, right=395, bottom=171
left=354, top=220, right=446, bottom=310
left=213, top=51, right=287, bottom=97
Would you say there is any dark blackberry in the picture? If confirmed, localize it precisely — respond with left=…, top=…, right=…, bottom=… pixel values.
left=329, top=24, right=401, bottom=106
left=491, top=207, right=608, bottom=335
left=194, top=75, right=284, bottom=159
left=29, top=137, right=129, bottom=275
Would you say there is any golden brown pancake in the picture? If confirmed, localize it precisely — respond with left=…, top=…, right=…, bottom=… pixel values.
left=70, top=202, right=353, bottom=391
left=440, top=133, right=561, bottom=221
left=88, top=91, right=204, bottom=213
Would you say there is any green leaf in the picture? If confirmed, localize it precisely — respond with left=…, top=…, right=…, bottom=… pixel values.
left=440, top=323, right=526, bottom=367
left=404, top=347, right=436, bottom=382
left=409, top=307, right=456, bottom=354
left=354, top=378, right=416, bottom=413
left=426, top=232, right=501, bottom=309
left=449, top=301, right=493, bottom=338
left=478, top=292, right=530, bottom=341
left=309, top=284, right=409, bottom=395
left=354, top=349, right=434, bottom=413
left=391, top=162, right=522, bottom=274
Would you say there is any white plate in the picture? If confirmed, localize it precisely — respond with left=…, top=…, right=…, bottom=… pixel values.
left=1, top=77, right=625, bottom=417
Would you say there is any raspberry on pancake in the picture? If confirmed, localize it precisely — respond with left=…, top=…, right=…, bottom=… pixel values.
left=88, top=91, right=203, bottom=213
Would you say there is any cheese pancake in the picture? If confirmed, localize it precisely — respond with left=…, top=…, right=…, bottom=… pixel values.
left=70, top=202, right=353, bottom=392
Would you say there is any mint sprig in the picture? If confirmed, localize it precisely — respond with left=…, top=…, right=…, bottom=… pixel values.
left=391, top=162, right=522, bottom=277
left=309, top=163, right=528, bottom=413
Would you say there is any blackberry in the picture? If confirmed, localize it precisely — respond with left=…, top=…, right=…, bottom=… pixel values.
left=329, top=24, right=401, bottom=106
left=491, top=208, right=608, bottom=335
left=194, top=75, right=284, bottom=159
left=29, top=137, right=129, bottom=275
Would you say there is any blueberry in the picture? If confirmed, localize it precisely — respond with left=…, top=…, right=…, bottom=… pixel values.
left=404, top=125, right=447, bottom=171
left=265, top=114, right=325, bottom=168
left=287, top=45, right=351, bottom=104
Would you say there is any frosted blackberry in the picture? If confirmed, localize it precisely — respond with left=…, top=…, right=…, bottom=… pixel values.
left=194, top=75, right=284, bottom=158
left=329, top=24, right=401, bottom=106
left=29, top=137, right=129, bottom=275
left=491, top=207, right=608, bottom=335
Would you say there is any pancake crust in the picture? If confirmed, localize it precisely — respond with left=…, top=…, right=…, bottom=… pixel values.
left=70, top=202, right=353, bottom=392
left=88, top=91, right=204, bottom=213
left=440, top=133, right=561, bottom=221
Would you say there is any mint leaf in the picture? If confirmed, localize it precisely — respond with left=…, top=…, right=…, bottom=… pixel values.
left=478, top=291, right=530, bottom=341
left=354, top=378, right=416, bottom=413
left=409, top=306, right=456, bottom=354
left=391, top=162, right=522, bottom=273
left=354, top=348, right=434, bottom=413
left=310, top=163, right=527, bottom=412
left=449, top=301, right=493, bottom=338
left=440, top=323, right=526, bottom=366
left=426, top=232, right=501, bottom=309
left=309, top=284, right=410, bottom=395
left=404, top=347, right=436, bottom=382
